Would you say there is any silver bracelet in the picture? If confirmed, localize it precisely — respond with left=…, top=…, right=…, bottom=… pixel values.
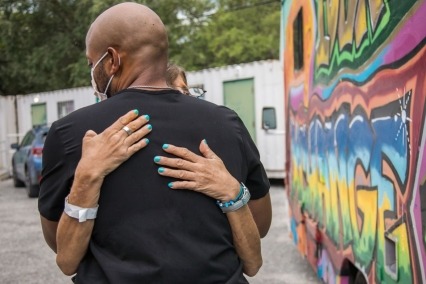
left=217, top=183, right=251, bottom=213
left=64, top=196, right=98, bottom=222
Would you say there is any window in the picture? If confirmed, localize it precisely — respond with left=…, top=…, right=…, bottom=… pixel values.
left=262, top=107, right=277, bottom=130
left=293, top=8, right=304, bottom=70
left=384, top=234, right=398, bottom=280
left=20, top=131, right=34, bottom=147
left=57, top=100, right=75, bottom=119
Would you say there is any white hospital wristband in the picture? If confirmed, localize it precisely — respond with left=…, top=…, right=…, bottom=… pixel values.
left=64, top=196, right=98, bottom=222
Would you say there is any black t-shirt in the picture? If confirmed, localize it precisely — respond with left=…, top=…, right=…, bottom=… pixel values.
left=39, top=89, right=270, bottom=284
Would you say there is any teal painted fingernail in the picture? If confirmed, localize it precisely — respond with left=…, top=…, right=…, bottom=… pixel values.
left=158, top=167, right=165, bottom=173
left=145, top=114, right=150, bottom=121
left=147, top=124, right=152, bottom=130
left=133, top=109, right=139, bottom=115
left=154, top=156, right=161, bottom=162
left=145, top=138, right=150, bottom=144
left=203, top=139, right=208, bottom=144
left=162, top=144, right=169, bottom=149
left=168, top=182, right=173, bottom=188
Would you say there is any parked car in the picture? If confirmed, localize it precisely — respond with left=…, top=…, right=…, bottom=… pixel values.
left=10, top=125, right=50, bottom=197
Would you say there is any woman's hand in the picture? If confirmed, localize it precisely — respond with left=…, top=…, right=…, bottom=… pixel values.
left=77, top=109, right=152, bottom=179
left=154, top=140, right=240, bottom=202
left=154, top=140, right=263, bottom=276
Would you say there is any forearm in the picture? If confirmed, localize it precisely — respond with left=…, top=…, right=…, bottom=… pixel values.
left=56, top=167, right=103, bottom=276
left=56, top=214, right=95, bottom=275
left=248, top=193, right=272, bottom=238
left=227, top=205, right=262, bottom=277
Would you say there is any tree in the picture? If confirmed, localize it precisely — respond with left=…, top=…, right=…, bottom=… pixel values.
left=178, top=0, right=281, bottom=70
left=0, top=0, right=280, bottom=96
left=0, top=0, right=94, bottom=95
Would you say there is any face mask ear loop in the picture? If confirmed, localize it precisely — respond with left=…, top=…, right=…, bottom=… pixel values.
left=103, top=74, right=115, bottom=99
left=96, top=52, right=120, bottom=100
left=93, top=52, right=109, bottom=70
left=105, top=54, right=121, bottom=99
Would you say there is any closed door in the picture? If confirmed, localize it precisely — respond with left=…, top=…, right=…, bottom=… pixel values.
left=31, top=103, right=47, bottom=127
left=223, top=79, right=256, bottom=141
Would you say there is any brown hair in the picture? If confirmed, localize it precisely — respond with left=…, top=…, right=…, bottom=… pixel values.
left=166, top=63, right=188, bottom=87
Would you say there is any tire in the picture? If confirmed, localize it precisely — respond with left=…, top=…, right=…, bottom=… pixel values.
left=12, top=163, right=25, bottom=188
left=25, top=169, right=39, bottom=198
left=13, top=173, right=25, bottom=187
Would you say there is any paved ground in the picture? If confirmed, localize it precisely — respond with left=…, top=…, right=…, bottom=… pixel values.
left=248, top=180, right=320, bottom=284
left=0, top=178, right=321, bottom=284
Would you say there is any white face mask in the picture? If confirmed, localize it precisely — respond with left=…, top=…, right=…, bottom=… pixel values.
left=90, top=52, right=120, bottom=102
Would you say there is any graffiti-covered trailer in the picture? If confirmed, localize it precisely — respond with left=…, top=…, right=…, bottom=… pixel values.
left=282, top=1, right=426, bottom=283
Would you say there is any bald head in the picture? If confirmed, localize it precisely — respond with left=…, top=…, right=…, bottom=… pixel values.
left=86, top=3, right=169, bottom=91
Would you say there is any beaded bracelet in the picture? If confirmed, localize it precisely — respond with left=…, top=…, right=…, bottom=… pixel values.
left=216, top=183, right=250, bottom=213
left=216, top=184, right=244, bottom=208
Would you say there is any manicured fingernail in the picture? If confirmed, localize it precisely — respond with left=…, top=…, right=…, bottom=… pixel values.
left=145, top=138, right=150, bottom=144
left=168, top=182, right=173, bottom=188
left=158, top=167, right=165, bottom=173
left=133, top=109, right=139, bottom=115
left=203, top=139, right=208, bottom=145
left=154, top=156, right=161, bottom=162
left=144, top=115, right=150, bottom=121
left=147, top=124, right=152, bottom=130
left=162, top=144, right=169, bottom=149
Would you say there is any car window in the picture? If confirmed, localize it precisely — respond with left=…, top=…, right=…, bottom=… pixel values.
left=20, top=131, right=35, bottom=147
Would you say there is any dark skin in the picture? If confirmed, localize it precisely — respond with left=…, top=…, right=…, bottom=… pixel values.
left=40, top=2, right=271, bottom=278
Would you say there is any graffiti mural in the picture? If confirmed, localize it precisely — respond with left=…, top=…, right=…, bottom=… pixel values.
left=282, top=0, right=426, bottom=283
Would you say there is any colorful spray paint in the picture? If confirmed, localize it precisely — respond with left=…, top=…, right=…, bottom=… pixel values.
left=282, top=1, right=426, bottom=283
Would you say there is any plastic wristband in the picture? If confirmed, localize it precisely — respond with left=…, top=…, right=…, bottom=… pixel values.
left=216, top=183, right=251, bottom=213
left=64, top=196, right=98, bottom=222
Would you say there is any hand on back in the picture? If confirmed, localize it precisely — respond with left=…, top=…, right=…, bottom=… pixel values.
left=78, top=109, right=151, bottom=178
left=154, top=140, right=240, bottom=202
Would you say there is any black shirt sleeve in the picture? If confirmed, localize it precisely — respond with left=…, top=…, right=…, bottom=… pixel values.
left=38, top=121, right=74, bottom=221
left=236, top=116, right=270, bottom=200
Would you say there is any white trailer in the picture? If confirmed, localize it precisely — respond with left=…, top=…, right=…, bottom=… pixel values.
left=0, top=87, right=95, bottom=176
left=187, top=60, right=285, bottom=179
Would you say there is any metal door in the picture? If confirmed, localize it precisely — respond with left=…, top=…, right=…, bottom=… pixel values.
left=223, top=79, right=256, bottom=141
left=31, top=103, right=47, bottom=127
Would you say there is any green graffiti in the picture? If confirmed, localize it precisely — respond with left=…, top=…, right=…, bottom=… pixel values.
left=314, top=0, right=416, bottom=84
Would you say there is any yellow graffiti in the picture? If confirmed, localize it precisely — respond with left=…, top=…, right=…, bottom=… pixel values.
left=326, top=0, right=339, bottom=57
left=316, top=0, right=330, bottom=68
left=354, top=0, right=369, bottom=47
left=350, top=187, right=378, bottom=259
left=317, top=0, right=385, bottom=70
left=369, top=0, right=386, bottom=32
left=338, top=0, right=357, bottom=49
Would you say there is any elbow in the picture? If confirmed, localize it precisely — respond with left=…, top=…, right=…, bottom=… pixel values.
left=258, top=222, right=271, bottom=238
left=259, top=228, right=269, bottom=239
left=243, top=257, right=263, bottom=277
left=56, top=255, right=78, bottom=276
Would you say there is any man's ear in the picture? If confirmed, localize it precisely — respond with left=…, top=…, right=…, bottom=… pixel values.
left=107, top=47, right=121, bottom=74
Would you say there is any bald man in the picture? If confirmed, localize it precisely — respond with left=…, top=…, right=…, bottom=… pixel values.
left=39, top=3, right=270, bottom=283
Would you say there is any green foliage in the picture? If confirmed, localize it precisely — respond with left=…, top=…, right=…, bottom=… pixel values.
left=0, top=0, right=280, bottom=96
left=179, top=0, right=281, bottom=70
